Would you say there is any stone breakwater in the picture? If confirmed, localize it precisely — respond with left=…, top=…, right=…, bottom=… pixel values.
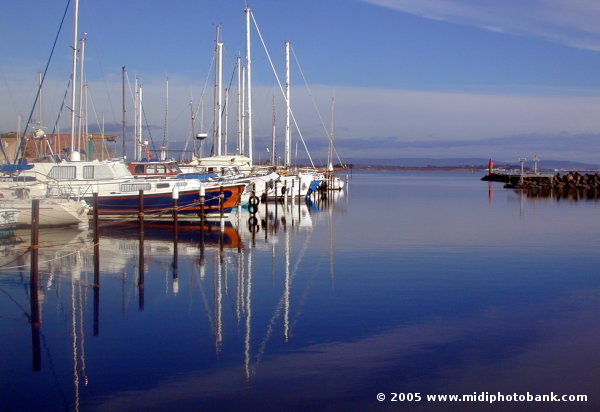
left=482, top=172, right=600, bottom=189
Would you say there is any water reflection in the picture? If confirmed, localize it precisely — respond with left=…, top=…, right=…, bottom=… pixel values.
left=506, top=185, right=600, bottom=202
left=1, top=189, right=347, bottom=383
left=5, top=171, right=600, bottom=411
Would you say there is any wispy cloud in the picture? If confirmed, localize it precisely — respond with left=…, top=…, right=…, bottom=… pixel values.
left=363, top=0, right=600, bottom=51
left=334, top=132, right=600, bottom=164
left=4, top=74, right=600, bottom=162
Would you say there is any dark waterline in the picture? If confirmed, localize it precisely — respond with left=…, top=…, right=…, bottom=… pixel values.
left=2, top=170, right=600, bottom=411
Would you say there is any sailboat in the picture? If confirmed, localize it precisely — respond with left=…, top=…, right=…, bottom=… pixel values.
left=175, top=19, right=278, bottom=205
left=325, top=98, right=345, bottom=191
left=1, top=1, right=245, bottom=221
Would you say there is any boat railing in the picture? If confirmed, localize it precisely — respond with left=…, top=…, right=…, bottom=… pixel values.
left=45, top=181, right=95, bottom=201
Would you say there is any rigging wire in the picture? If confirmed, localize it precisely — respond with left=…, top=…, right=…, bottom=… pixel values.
left=182, top=52, right=215, bottom=159
left=47, top=78, right=73, bottom=160
left=291, top=46, right=345, bottom=167
left=250, top=11, right=315, bottom=168
left=11, top=0, right=72, bottom=164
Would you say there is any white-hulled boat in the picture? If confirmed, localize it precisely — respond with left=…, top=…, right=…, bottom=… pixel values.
left=0, top=198, right=89, bottom=227
left=1, top=159, right=245, bottom=220
left=0, top=164, right=90, bottom=227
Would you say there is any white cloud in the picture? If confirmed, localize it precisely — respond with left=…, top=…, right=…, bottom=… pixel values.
left=363, top=0, right=600, bottom=51
left=4, top=73, right=600, bottom=162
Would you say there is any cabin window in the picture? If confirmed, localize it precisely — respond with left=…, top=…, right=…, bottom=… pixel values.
left=134, top=164, right=145, bottom=174
left=120, top=182, right=151, bottom=192
left=48, top=166, right=76, bottom=180
left=157, top=183, right=170, bottom=189
left=147, top=164, right=167, bottom=174
left=83, top=166, right=94, bottom=179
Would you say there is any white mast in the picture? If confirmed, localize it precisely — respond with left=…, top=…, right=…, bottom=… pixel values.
left=200, top=95, right=205, bottom=157
left=245, top=8, right=253, bottom=165
left=284, top=40, right=291, bottom=168
left=241, top=66, right=246, bottom=156
left=134, top=79, right=143, bottom=161
left=139, top=84, right=143, bottom=161
left=328, top=98, right=335, bottom=171
left=37, top=72, right=43, bottom=125
left=84, top=83, right=88, bottom=159
left=77, top=35, right=86, bottom=154
left=271, top=95, right=276, bottom=165
left=224, top=87, right=229, bottom=155
left=69, top=0, right=80, bottom=161
left=236, top=56, right=242, bottom=155
left=214, top=31, right=223, bottom=157
left=101, top=113, right=105, bottom=160
left=134, top=78, right=138, bottom=160
left=162, top=77, right=169, bottom=160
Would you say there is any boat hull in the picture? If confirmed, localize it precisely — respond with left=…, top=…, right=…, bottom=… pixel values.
left=0, top=198, right=90, bottom=227
left=89, top=184, right=245, bottom=220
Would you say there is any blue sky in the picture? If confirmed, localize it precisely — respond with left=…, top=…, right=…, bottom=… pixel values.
left=3, top=0, right=600, bottom=163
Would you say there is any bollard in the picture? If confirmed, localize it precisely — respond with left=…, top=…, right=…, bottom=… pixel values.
left=138, top=190, right=145, bottom=311
left=172, top=186, right=179, bottom=285
left=172, top=186, right=179, bottom=243
left=138, top=189, right=145, bottom=231
left=220, top=185, right=224, bottom=219
left=199, top=186, right=206, bottom=226
left=30, top=199, right=41, bottom=371
left=93, top=192, right=100, bottom=336
left=264, top=181, right=269, bottom=220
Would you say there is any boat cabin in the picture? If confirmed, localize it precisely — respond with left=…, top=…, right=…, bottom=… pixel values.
left=128, top=161, right=183, bottom=178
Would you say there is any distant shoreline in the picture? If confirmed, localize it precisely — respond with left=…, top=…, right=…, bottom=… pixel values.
left=345, top=166, right=485, bottom=171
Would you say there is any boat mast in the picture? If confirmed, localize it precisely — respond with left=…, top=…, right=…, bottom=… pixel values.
left=134, top=79, right=143, bottom=161
left=284, top=40, right=291, bottom=168
left=37, top=72, right=43, bottom=157
left=77, top=35, right=86, bottom=155
left=138, top=83, right=143, bottom=161
left=37, top=72, right=43, bottom=126
left=241, top=65, right=246, bottom=156
left=214, top=26, right=223, bottom=157
left=245, top=8, right=253, bottom=166
left=328, top=98, right=335, bottom=170
left=190, top=98, right=196, bottom=157
left=271, top=95, right=276, bottom=165
left=224, top=87, right=229, bottom=155
left=236, top=56, right=242, bottom=155
left=200, top=95, right=205, bottom=157
left=121, top=66, right=126, bottom=158
left=69, top=0, right=79, bottom=161
left=161, top=77, right=169, bottom=160
left=217, top=40, right=223, bottom=156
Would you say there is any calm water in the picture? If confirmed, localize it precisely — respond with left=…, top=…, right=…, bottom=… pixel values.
left=2, top=170, right=600, bottom=411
